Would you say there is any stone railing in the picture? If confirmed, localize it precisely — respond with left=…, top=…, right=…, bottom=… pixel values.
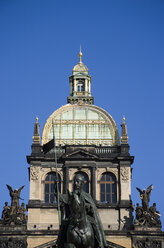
left=95, top=147, right=119, bottom=154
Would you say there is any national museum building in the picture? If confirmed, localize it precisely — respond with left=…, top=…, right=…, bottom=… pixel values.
left=0, top=50, right=163, bottom=248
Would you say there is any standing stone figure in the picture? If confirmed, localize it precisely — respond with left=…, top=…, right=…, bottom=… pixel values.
left=1, top=202, right=10, bottom=223
left=19, top=203, right=26, bottom=223
left=136, top=185, right=153, bottom=211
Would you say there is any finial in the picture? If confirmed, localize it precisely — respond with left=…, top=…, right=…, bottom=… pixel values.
left=121, top=116, right=128, bottom=144
left=78, top=45, right=83, bottom=63
left=33, top=116, right=40, bottom=144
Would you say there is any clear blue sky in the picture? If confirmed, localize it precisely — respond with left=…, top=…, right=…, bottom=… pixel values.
left=0, top=0, right=164, bottom=227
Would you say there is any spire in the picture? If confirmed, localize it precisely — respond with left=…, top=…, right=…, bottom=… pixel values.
left=121, top=116, right=128, bottom=144
left=78, top=45, right=83, bottom=64
left=68, top=47, right=94, bottom=104
left=33, top=117, right=40, bottom=144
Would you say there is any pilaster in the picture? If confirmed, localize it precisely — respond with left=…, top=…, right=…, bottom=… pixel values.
left=91, top=166, right=96, bottom=200
left=63, top=166, right=69, bottom=194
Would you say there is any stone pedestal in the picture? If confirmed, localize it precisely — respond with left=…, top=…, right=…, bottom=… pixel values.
left=0, top=224, right=27, bottom=248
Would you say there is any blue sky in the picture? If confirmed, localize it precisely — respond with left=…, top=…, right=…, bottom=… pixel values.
left=0, top=0, right=164, bottom=227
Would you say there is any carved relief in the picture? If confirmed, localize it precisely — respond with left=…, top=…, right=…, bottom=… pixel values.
left=0, top=240, right=27, bottom=248
left=133, top=239, right=161, bottom=248
left=120, top=167, right=129, bottom=182
left=30, top=167, right=39, bottom=181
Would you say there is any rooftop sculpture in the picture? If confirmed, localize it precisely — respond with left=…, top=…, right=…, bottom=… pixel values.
left=134, top=185, right=161, bottom=228
left=0, top=185, right=26, bottom=225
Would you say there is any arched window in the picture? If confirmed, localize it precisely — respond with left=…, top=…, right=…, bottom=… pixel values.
left=100, top=172, right=117, bottom=204
left=76, top=79, right=85, bottom=92
left=73, top=172, right=89, bottom=193
left=45, top=172, right=61, bottom=203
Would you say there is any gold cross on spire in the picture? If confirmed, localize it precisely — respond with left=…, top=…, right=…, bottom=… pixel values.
left=78, top=45, right=83, bottom=63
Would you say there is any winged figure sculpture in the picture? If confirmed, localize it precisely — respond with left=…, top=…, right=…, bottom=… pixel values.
left=136, top=184, right=153, bottom=211
left=6, top=184, right=24, bottom=209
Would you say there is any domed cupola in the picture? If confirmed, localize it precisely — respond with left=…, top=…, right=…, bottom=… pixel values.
left=41, top=49, right=119, bottom=147
left=67, top=47, right=94, bottom=104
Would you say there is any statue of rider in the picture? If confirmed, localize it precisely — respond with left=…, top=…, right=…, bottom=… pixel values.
left=55, top=173, right=107, bottom=248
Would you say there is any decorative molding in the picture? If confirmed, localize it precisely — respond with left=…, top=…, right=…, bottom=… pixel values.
left=48, top=139, right=112, bottom=146
left=133, top=239, right=161, bottom=248
left=120, top=167, right=129, bottom=182
left=52, top=120, right=106, bottom=124
left=30, top=167, right=39, bottom=181
left=0, top=240, right=27, bottom=248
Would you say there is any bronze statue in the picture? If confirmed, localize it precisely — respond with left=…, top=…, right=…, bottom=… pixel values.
left=136, top=185, right=153, bottom=211
left=55, top=173, right=107, bottom=248
left=6, top=185, right=24, bottom=214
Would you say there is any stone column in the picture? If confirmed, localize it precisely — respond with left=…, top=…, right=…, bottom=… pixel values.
left=63, top=166, right=69, bottom=194
left=74, top=79, right=76, bottom=95
left=91, top=167, right=96, bottom=200
left=85, top=79, right=87, bottom=93
left=89, top=80, right=91, bottom=93
left=70, top=81, right=72, bottom=94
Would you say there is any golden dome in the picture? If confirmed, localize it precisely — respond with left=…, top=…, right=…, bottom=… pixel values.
left=72, top=62, right=88, bottom=73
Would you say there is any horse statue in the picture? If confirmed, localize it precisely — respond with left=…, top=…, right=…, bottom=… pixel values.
left=55, top=173, right=107, bottom=248
left=66, top=190, right=95, bottom=248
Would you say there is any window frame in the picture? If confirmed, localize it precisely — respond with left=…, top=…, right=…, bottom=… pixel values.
left=100, top=172, right=117, bottom=204
left=76, top=79, right=85, bottom=92
left=44, top=172, right=61, bottom=204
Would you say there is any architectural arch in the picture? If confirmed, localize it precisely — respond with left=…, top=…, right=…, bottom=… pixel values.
left=44, top=171, right=61, bottom=203
left=99, top=172, right=117, bottom=204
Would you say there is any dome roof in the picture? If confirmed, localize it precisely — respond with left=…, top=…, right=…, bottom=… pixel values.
left=41, top=103, right=119, bottom=146
left=72, top=62, right=88, bottom=73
